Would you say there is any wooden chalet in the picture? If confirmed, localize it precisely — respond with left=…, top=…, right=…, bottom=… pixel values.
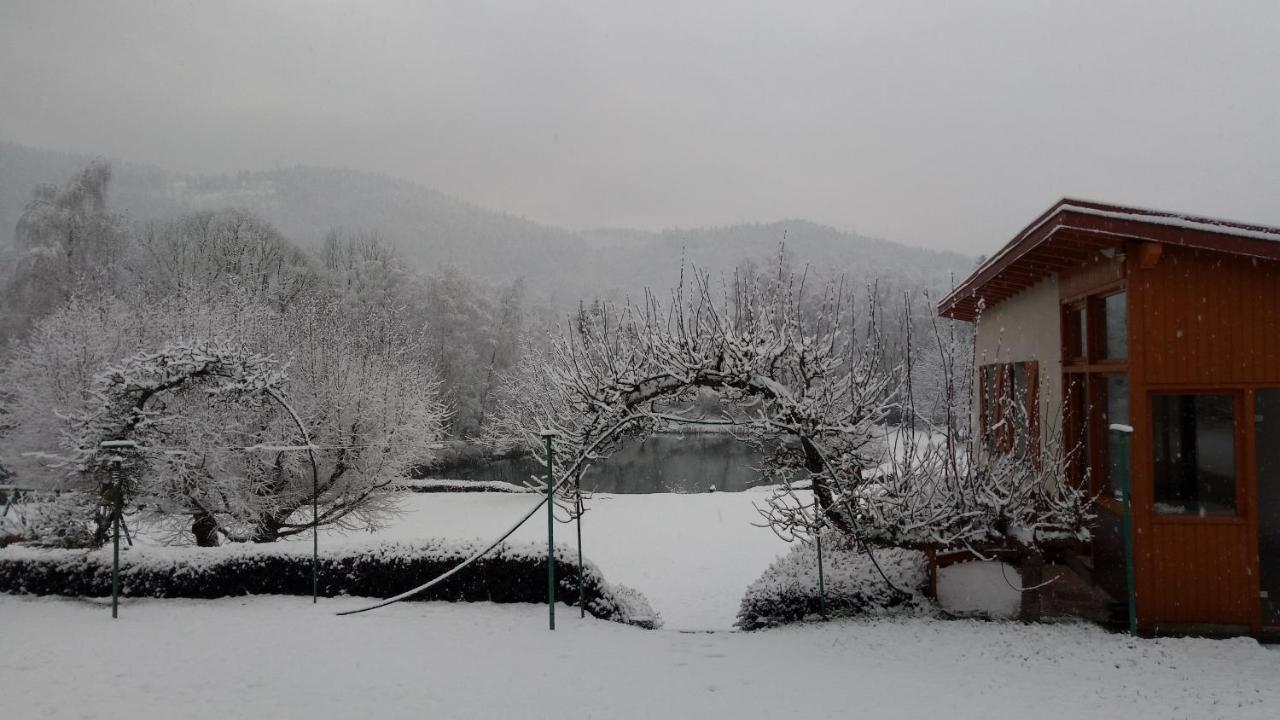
left=939, top=198, right=1280, bottom=636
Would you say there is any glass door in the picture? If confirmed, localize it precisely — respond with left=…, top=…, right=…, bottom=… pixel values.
left=1257, top=390, right=1280, bottom=627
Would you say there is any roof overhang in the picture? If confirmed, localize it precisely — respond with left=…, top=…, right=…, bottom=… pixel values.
left=938, top=198, right=1280, bottom=322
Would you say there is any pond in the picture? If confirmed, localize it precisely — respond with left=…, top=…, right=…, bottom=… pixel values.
left=441, top=432, right=775, bottom=494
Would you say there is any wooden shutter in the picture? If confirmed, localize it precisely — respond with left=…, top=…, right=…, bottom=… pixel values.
left=997, top=363, right=1013, bottom=453
left=1026, top=361, right=1040, bottom=466
left=978, top=365, right=990, bottom=449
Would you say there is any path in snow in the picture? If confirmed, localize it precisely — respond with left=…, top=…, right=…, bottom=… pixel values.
left=331, top=490, right=791, bottom=630
left=2, top=595, right=1276, bottom=720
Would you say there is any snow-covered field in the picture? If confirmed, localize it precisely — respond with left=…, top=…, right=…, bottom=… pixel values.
left=322, top=489, right=791, bottom=630
left=3, top=595, right=1277, bottom=720
left=6, top=488, right=1280, bottom=719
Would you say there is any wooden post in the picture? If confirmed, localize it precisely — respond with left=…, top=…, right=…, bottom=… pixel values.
left=1019, top=547, right=1044, bottom=623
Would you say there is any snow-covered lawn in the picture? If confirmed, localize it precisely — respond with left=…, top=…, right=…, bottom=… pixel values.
left=320, top=489, right=792, bottom=630
left=2, top=595, right=1277, bottom=720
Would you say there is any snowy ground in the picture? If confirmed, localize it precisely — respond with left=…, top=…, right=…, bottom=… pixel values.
left=322, top=489, right=792, bottom=630
left=2, top=595, right=1277, bottom=720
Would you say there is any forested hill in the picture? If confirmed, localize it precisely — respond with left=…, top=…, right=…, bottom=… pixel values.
left=0, top=141, right=973, bottom=305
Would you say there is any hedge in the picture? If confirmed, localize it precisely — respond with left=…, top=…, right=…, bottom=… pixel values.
left=736, top=536, right=930, bottom=630
left=0, top=539, right=661, bottom=629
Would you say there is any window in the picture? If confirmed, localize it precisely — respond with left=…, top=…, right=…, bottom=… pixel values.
left=1152, top=394, right=1237, bottom=516
left=979, top=361, right=1038, bottom=456
left=1102, top=376, right=1130, bottom=500
left=1062, top=285, right=1128, bottom=502
left=1064, top=374, right=1090, bottom=487
left=1100, top=292, right=1127, bottom=360
left=1063, top=290, right=1126, bottom=364
left=1063, top=304, right=1086, bottom=362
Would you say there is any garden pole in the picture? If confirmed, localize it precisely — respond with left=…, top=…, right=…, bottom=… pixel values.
left=313, top=464, right=318, bottom=604
left=816, top=531, right=827, bottom=619
left=111, top=479, right=121, bottom=620
left=120, top=513, right=134, bottom=547
left=576, top=468, right=584, bottom=619
left=99, top=440, right=136, bottom=620
left=542, top=431, right=557, bottom=630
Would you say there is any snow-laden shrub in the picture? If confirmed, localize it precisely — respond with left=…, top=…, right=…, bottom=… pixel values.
left=588, top=582, right=661, bottom=630
left=736, top=536, right=930, bottom=630
left=0, top=539, right=662, bottom=628
left=3, top=494, right=97, bottom=548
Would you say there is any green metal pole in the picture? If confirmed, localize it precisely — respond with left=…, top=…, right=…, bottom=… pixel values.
left=544, top=433, right=556, bottom=631
left=816, top=531, right=827, bottom=619
left=576, top=469, right=584, bottom=619
left=1114, top=428, right=1138, bottom=635
left=313, top=472, right=318, bottom=604
left=111, top=472, right=121, bottom=620
left=99, top=440, right=135, bottom=620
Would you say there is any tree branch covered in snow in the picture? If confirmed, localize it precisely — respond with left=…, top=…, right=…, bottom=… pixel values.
left=0, top=282, right=449, bottom=546
left=489, top=265, right=1092, bottom=559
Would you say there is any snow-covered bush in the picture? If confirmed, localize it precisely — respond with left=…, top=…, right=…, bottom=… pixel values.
left=1, top=494, right=97, bottom=548
left=736, top=536, right=930, bottom=630
left=588, top=582, right=661, bottom=630
left=0, top=539, right=662, bottom=628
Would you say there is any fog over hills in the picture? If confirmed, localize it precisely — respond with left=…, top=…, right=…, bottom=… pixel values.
left=0, top=140, right=972, bottom=308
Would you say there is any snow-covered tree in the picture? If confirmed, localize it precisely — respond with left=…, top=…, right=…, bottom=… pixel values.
left=0, top=285, right=448, bottom=545
left=1, top=159, right=126, bottom=345
left=130, top=209, right=313, bottom=305
left=489, top=266, right=1092, bottom=581
left=489, top=266, right=898, bottom=536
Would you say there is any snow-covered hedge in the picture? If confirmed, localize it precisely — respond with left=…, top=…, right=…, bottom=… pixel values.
left=736, top=536, right=930, bottom=630
left=400, top=479, right=532, bottom=494
left=0, top=539, right=661, bottom=628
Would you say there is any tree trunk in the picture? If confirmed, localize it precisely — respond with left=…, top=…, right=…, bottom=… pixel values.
left=192, top=512, right=220, bottom=547
left=800, top=436, right=854, bottom=535
left=251, top=516, right=284, bottom=543
left=1019, top=547, right=1044, bottom=623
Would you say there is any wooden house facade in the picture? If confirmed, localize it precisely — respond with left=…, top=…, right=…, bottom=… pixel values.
left=939, top=199, right=1280, bottom=635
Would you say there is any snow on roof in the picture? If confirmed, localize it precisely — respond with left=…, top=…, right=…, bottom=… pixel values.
left=1051, top=202, right=1280, bottom=244
left=938, top=198, right=1280, bottom=321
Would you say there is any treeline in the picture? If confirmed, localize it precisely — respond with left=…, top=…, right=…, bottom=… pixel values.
left=0, top=160, right=537, bottom=435
left=0, top=159, right=968, bottom=498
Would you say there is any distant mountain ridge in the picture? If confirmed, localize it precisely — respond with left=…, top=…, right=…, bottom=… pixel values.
left=0, top=140, right=972, bottom=306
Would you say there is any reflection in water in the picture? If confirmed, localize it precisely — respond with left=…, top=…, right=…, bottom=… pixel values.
left=445, top=433, right=772, bottom=494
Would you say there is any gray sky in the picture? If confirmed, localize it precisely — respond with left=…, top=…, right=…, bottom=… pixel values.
left=2, top=0, right=1278, bottom=254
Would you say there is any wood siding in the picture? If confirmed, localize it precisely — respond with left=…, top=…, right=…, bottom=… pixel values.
left=1128, top=246, right=1280, bottom=632
left=1147, top=520, right=1254, bottom=625
left=1133, top=248, right=1280, bottom=386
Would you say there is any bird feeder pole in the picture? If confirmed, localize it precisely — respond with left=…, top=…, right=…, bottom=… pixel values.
left=100, top=440, right=137, bottom=620
left=576, top=468, right=585, bottom=619
left=540, top=431, right=558, bottom=630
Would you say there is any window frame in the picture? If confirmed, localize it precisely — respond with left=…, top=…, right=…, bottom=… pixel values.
left=1148, top=389, right=1246, bottom=520
left=1061, top=279, right=1129, bottom=512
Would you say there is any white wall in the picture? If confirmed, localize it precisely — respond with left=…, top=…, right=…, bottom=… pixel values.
left=972, top=276, right=1062, bottom=449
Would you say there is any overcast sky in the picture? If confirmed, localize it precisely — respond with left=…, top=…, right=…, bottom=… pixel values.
left=2, top=1, right=1278, bottom=254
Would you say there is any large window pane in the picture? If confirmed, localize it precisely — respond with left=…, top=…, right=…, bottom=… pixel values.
left=1257, top=390, right=1280, bottom=626
left=1063, top=306, right=1086, bottom=360
left=1102, top=292, right=1127, bottom=359
left=1152, top=394, right=1236, bottom=516
left=1104, top=376, right=1130, bottom=501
